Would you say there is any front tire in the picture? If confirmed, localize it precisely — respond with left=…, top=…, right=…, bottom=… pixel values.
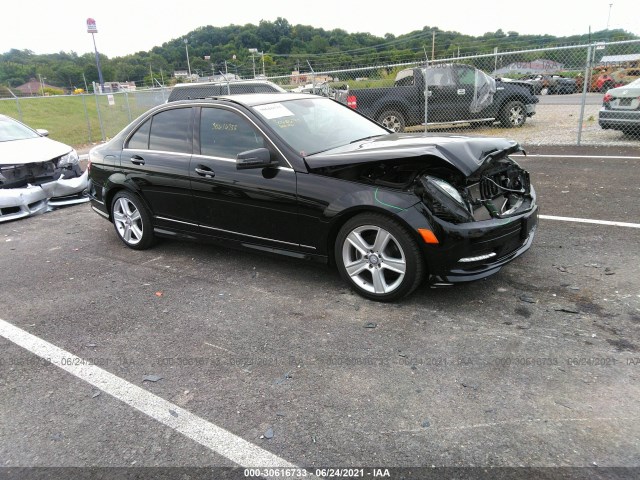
left=335, top=213, right=425, bottom=302
left=499, top=100, right=526, bottom=128
left=378, top=109, right=406, bottom=133
left=111, top=191, right=155, bottom=250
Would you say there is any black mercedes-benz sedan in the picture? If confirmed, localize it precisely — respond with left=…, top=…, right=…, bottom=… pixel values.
left=88, top=93, right=538, bottom=301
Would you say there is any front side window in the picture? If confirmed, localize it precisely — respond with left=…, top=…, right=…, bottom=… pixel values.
left=457, top=67, right=477, bottom=86
left=200, top=108, right=266, bottom=158
left=148, top=108, right=192, bottom=153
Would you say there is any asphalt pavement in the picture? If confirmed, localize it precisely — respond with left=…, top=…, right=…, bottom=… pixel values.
left=1, top=147, right=639, bottom=480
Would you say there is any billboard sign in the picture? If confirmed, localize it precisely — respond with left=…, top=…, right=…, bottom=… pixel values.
left=87, top=18, right=98, bottom=33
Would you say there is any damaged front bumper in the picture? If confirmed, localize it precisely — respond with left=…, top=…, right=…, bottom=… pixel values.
left=0, top=170, right=89, bottom=223
left=414, top=193, right=538, bottom=283
left=42, top=170, right=90, bottom=207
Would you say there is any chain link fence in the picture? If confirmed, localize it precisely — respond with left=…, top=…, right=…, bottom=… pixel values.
left=1, top=40, right=638, bottom=149
left=267, top=38, right=640, bottom=146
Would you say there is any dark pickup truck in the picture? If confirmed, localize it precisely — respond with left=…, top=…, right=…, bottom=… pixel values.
left=344, top=64, right=538, bottom=132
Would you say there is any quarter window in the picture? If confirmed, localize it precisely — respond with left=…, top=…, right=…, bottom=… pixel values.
left=126, top=118, right=151, bottom=149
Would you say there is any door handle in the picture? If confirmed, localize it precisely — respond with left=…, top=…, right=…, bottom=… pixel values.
left=130, top=155, right=145, bottom=165
left=195, top=166, right=215, bottom=178
left=457, top=89, right=466, bottom=95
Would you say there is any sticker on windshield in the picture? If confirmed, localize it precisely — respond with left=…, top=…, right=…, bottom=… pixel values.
left=254, top=103, right=294, bottom=119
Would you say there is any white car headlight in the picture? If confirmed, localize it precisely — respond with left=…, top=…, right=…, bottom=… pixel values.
left=58, top=149, right=79, bottom=167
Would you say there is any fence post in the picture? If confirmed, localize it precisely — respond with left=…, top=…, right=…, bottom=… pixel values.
left=7, top=88, right=23, bottom=121
left=422, top=67, right=429, bottom=134
left=93, top=85, right=106, bottom=142
left=576, top=45, right=592, bottom=146
left=125, top=91, right=132, bottom=123
left=82, top=94, right=93, bottom=143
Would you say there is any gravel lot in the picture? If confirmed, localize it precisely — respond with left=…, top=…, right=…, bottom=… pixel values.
left=414, top=93, right=640, bottom=147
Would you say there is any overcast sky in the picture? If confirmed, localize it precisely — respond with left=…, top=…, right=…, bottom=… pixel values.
left=1, top=0, right=636, bottom=58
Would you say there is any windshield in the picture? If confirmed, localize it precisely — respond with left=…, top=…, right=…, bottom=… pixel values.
left=0, top=116, right=40, bottom=142
left=252, top=97, right=388, bottom=155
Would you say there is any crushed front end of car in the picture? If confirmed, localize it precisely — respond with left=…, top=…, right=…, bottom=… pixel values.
left=411, top=141, right=538, bottom=283
left=0, top=150, right=89, bottom=223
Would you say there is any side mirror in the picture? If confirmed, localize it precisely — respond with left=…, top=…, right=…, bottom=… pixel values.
left=36, top=129, right=49, bottom=137
left=236, top=148, right=276, bottom=170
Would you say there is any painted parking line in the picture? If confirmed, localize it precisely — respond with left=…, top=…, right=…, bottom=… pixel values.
left=540, top=215, right=640, bottom=229
left=0, top=317, right=304, bottom=474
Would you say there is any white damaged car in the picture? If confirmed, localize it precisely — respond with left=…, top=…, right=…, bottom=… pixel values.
left=0, top=114, right=89, bottom=223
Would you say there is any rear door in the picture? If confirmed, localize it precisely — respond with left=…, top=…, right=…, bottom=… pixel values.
left=121, top=106, right=198, bottom=232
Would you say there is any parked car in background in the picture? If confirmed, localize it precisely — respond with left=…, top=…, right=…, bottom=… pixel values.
left=591, top=67, right=640, bottom=92
left=518, top=74, right=578, bottom=95
left=343, top=64, right=538, bottom=132
left=0, top=114, right=88, bottom=223
left=598, top=78, right=640, bottom=136
left=167, top=79, right=286, bottom=102
left=88, top=93, right=538, bottom=301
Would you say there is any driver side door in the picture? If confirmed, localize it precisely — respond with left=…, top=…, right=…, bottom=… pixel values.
left=190, top=106, right=300, bottom=250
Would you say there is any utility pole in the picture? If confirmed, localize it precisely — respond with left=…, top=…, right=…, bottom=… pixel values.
left=38, top=74, right=45, bottom=96
left=249, top=48, right=258, bottom=78
left=184, top=39, right=192, bottom=81
left=431, top=29, right=436, bottom=62
left=606, top=3, right=613, bottom=30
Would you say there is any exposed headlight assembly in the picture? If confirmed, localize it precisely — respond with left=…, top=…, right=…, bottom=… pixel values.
left=58, top=149, right=79, bottom=168
left=418, top=175, right=474, bottom=223
left=429, top=177, right=465, bottom=205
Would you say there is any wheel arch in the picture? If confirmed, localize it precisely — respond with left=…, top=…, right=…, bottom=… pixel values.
left=325, top=205, right=426, bottom=268
left=374, top=103, right=410, bottom=122
left=496, top=94, right=531, bottom=111
left=103, top=177, right=154, bottom=222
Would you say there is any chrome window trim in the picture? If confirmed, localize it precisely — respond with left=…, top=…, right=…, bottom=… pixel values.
left=122, top=103, right=293, bottom=169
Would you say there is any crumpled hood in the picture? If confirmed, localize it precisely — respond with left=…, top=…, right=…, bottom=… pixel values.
left=305, top=133, right=523, bottom=177
left=0, top=137, right=73, bottom=166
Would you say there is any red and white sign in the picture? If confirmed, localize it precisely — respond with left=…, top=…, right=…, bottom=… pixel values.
left=87, top=18, right=98, bottom=34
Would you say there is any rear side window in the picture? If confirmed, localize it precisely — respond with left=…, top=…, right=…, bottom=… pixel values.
left=148, top=108, right=192, bottom=153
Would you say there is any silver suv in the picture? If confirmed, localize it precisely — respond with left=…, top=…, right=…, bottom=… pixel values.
left=167, top=80, right=285, bottom=102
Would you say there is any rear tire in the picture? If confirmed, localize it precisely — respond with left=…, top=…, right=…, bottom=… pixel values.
left=378, top=110, right=406, bottom=133
left=335, top=213, right=425, bottom=302
left=111, top=191, right=155, bottom=250
left=499, top=100, right=526, bottom=128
